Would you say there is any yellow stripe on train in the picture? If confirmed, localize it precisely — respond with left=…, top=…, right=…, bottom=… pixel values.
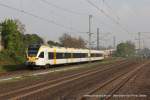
left=54, top=48, right=57, bottom=64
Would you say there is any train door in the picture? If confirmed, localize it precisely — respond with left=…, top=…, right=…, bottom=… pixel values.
left=44, top=50, right=49, bottom=64
left=38, top=51, right=46, bottom=66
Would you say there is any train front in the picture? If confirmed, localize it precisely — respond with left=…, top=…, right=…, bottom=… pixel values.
left=25, top=44, right=41, bottom=67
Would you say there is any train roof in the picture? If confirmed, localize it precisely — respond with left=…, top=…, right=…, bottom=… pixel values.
left=28, top=44, right=105, bottom=53
left=39, top=45, right=104, bottom=52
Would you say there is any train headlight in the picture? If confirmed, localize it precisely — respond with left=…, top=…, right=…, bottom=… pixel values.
left=35, top=58, right=39, bottom=60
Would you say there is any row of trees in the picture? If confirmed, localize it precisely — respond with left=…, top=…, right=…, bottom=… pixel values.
left=115, top=41, right=135, bottom=57
left=1, top=19, right=44, bottom=52
left=59, top=33, right=86, bottom=48
left=47, top=34, right=86, bottom=48
left=115, top=41, right=150, bottom=58
left=0, top=19, right=87, bottom=52
left=0, top=19, right=87, bottom=63
left=0, top=19, right=44, bottom=62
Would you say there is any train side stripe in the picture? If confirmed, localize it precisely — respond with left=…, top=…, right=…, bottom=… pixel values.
left=54, top=48, right=56, bottom=64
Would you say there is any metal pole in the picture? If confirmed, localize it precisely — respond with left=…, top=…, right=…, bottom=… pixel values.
left=138, top=32, right=141, bottom=50
left=143, top=40, right=145, bottom=49
left=113, top=36, right=116, bottom=49
left=0, top=26, right=2, bottom=51
left=97, top=28, right=100, bottom=50
left=89, top=15, right=92, bottom=49
left=88, top=15, right=92, bottom=62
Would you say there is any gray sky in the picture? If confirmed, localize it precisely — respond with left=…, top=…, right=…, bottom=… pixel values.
left=0, top=0, right=150, bottom=48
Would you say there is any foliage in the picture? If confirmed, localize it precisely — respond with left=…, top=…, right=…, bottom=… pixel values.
left=59, top=33, right=86, bottom=48
left=0, top=19, right=44, bottom=64
left=0, top=51, right=12, bottom=61
left=1, top=19, right=24, bottom=53
left=15, top=19, right=26, bottom=34
left=47, top=40, right=62, bottom=47
left=23, top=34, right=44, bottom=47
left=115, top=41, right=135, bottom=57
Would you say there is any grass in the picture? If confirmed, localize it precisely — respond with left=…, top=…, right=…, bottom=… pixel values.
left=0, top=57, right=120, bottom=73
left=0, top=66, right=5, bottom=73
left=0, top=57, right=121, bottom=83
left=0, top=64, right=26, bottom=73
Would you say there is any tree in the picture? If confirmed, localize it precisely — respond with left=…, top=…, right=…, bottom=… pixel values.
left=59, top=33, right=86, bottom=48
left=77, top=36, right=86, bottom=48
left=1, top=19, right=44, bottom=50
left=15, top=19, right=26, bottom=34
left=1, top=19, right=24, bottom=53
left=47, top=40, right=62, bottom=47
left=23, top=34, right=44, bottom=47
left=115, top=41, right=135, bottom=57
left=59, top=33, right=72, bottom=47
left=0, top=19, right=45, bottom=63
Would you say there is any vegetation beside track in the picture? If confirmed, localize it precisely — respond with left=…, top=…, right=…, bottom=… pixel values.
left=0, top=19, right=43, bottom=72
left=0, top=58, right=124, bottom=85
left=0, top=57, right=120, bottom=73
left=0, top=53, right=27, bottom=73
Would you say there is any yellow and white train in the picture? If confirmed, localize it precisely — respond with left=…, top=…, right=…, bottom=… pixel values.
left=26, top=44, right=105, bottom=68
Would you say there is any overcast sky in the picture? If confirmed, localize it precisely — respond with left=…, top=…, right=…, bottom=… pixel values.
left=0, top=0, right=150, bottom=48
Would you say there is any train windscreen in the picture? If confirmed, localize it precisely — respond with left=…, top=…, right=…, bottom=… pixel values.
left=27, top=44, right=41, bottom=57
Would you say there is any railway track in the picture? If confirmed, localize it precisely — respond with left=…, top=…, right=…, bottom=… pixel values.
left=0, top=60, right=129, bottom=100
left=81, top=61, right=149, bottom=100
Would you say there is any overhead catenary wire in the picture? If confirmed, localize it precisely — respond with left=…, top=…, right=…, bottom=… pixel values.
left=102, top=0, right=120, bottom=20
left=0, top=3, right=83, bottom=33
left=85, top=0, right=130, bottom=34
left=39, top=0, right=88, bottom=16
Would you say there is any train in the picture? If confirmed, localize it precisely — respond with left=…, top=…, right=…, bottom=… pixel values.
left=25, top=44, right=113, bottom=68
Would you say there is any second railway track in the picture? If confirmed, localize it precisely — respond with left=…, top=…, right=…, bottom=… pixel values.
left=81, top=61, right=149, bottom=100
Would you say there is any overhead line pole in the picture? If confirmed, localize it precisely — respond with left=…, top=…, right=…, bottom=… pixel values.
left=113, top=36, right=116, bottom=49
left=88, top=15, right=93, bottom=49
left=138, top=32, right=141, bottom=50
left=138, top=32, right=150, bottom=50
left=88, top=15, right=93, bottom=62
left=85, top=0, right=130, bottom=34
left=97, top=28, right=100, bottom=50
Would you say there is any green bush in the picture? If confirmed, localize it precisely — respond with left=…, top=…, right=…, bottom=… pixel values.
left=0, top=51, right=10, bottom=60
left=13, top=55, right=25, bottom=63
left=0, top=50, right=26, bottom=64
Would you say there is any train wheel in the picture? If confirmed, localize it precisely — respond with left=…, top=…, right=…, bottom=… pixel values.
left=44, top=64, right=50, bottom=69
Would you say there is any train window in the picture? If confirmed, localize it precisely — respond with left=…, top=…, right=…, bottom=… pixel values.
left=99, top=54, right=103, bottom=57
left=91, top=53, right=94, bottom=57
left=28, top=50, right=38, bottom=57
left=39, top=52, right=44, bottom=58
left=80, top=53, right=83, bottom=58
left=65, top=53, right=71, bottom=58
left=48, top=52, right=54, bottom=59
left=62, top=53, right=65, bottom=58
left=79, top=53, right=88, bottom=58
left=81, top=53, right=85, bottom=58
left=85, top=53, right=88, bottom=58
left=91, top=53, right=96, bottom=57
left=56, top=53, right=64, bottom=59
left=73, top=53, right=80, bottom=58
left=73, top=53, right=75, bottom=58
